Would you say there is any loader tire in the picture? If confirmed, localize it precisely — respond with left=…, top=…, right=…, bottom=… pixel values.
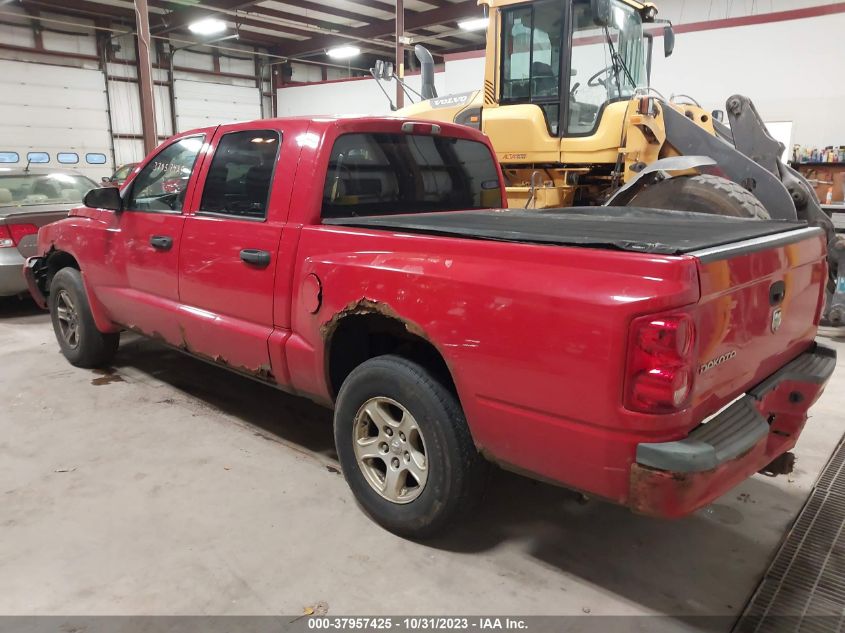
left=627, top=174, right=770, bottom=219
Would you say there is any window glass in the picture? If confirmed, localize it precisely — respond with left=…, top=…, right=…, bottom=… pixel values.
left=113, top=164, right=134, bottom=180
left=321, top=133, right=502, bottom=218
left=0, top=152, right=19, bottom=163
left=501, top=8, right=533, bottom=101
left=199, top=130, right=280, bottom=220
left=125, top=136, right=204, bottom=212
left=86, top=153, right=107, bottom=164
left=567, top=0, right=647, bottom=134
left=500, top=2, right=564, bottom=135
left=0, top=173, right=97, bottom=207
left=57, top=152, right=79, bottom=164
left=27, top=152, right=50, bottom=164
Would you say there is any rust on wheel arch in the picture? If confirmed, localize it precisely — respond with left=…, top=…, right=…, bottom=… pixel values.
left=319, top=297, right=429, bottom=342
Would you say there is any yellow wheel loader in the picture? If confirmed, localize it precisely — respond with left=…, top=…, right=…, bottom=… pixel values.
left=372, top=0, right=844, bottom=323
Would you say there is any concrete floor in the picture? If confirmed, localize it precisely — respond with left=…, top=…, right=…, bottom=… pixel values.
left=1, top=296, right=844, bottom=623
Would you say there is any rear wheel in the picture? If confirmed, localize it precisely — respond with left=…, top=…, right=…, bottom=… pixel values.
left=334, top=355, right=487, bottom=538
left=627, top=174, right=770, bottom=219
left=49, top=267, right=119, bottom=368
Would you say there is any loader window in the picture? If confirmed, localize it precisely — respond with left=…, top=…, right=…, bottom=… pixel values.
left=567, top=0, right=647, bottom=135
left=500, top=1, right=564, bottom=135
left=321, top=133, right=502, bottom=218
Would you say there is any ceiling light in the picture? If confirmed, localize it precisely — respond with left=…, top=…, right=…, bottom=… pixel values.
left=458, top=17, right=489, bottom=31
left=327, top=45, right=361, bottom=59
left=188, top=17, right=227, bottom=36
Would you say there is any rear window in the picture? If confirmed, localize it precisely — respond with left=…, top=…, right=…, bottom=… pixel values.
left=321, top=133, right=502, bottom=218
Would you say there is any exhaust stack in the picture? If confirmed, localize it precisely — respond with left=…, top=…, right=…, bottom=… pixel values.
left=415, top=45, right=437, bottom=100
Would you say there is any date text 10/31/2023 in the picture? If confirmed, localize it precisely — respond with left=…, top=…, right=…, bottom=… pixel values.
left=307, top=617, right=529, bottom=630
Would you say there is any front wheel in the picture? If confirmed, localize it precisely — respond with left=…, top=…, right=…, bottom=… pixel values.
left=334, top=355, right=487, bottom=538
left=48, top=267, right=119, bottom=368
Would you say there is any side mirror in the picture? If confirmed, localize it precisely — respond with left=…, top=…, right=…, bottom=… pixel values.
left=385, top=61, right=394, bottom=78
left=373, top=59, right=385, bottom=79
left=591, top=0, right=612, bottom=26
left=712, top=110, right=725, bottom=122
left=101, top=176, right=111, bottom=184
left=84, top=185, right=122, bottom=211
left=663, top=25, right=675, bottom=57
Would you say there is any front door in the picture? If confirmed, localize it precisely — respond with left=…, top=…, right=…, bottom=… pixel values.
left=177, top=127, right=284, bottom=376
left=95, top=134, right=207, bottom=343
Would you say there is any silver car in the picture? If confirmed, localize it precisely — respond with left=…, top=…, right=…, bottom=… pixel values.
left=0, top=169, right=98, bottom=296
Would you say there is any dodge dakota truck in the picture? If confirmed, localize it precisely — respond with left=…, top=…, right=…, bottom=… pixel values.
left=24, top=116, right=836, bottom=537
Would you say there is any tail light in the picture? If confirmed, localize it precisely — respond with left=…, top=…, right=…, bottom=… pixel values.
left=625, top=312, right=696, bottom=413
left=0, top=223, right=38, bottom=248
left=10, top=223, right=38, bottom=244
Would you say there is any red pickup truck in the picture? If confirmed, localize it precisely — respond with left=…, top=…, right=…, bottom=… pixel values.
left=24, top=117, right=835, bottom=537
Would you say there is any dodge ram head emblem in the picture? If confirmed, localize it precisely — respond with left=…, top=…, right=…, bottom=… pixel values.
left=771, top=308, right=783, bottom=333
left=699, top=350, right=737, bottom=375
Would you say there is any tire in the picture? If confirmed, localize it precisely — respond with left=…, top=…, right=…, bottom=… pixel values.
left=627, top=174, right=771, bottom=219
left=48, top=267, right=119, bottom=368
left=334, top=355, right=487, bottom=538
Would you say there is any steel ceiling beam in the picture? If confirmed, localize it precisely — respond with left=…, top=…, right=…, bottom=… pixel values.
left=150, top=0, right=260, bottom=34
left=278, top=0, right=482, bottom=57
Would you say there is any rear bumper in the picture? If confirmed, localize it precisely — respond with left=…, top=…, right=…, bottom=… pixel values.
left=629, top=343, right=836, bottom=518
left=0, top=248, right=27, bottom=297
left=22, top=256, right=48, bottom=309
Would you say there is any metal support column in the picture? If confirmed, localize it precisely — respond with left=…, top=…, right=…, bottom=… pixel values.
left=395, top=0, right=404, bottom=109
left=134, top=0, right=157, bottom=154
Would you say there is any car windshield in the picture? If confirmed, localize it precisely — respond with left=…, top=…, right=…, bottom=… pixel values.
left=567, top=0, right=648, bottom=133
left=0, top=173, right=96, bottom=207
left=113, top=164, right=134, bottom=180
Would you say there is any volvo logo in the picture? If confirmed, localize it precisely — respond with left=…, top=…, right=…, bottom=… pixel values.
left=699, top=350, right=737, bottom=375
left=771, top=308, right=783, bottom=333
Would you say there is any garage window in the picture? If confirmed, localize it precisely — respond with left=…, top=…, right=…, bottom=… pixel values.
left=85, top=153, right=107, bottom=165
left=199, top=130, right=280, bottom=221
left=0, top=152, right=19, bottom=163
left=27, top=152, right=50, bottom=164
left=57, top=152, right=79, bottom=164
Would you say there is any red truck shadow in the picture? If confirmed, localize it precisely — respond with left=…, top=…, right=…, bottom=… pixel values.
left=106, top=335, right=794, bottom=622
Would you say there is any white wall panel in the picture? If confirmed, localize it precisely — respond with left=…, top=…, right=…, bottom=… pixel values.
left=444, top=57, right=484, bottom=95
left=0, top=22, right=36, bottom=48
left=219, top=55, right=255, bottom=76
left=108, top=80, right=142, bottom=136
left=0, top=59, right=112, bottom=180
left=114, top=138, right=144, bottom=169
left=276, top=72, right=447, bottom=117
left=650, top=12, right=845, bottom=147
left=174, top=79, right=260, bottom=131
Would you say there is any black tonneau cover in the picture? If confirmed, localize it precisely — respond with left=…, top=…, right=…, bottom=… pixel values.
left=323, top=207, right=807, bottom=255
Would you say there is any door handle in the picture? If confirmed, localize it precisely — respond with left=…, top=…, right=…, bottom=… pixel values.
left=150, top=235, right=173, bottom=251
left=240, top=248, right=271, bottom=267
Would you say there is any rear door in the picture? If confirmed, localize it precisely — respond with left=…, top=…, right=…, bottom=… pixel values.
left=691, top=227, right=827, bottom=413
left=177, top=124, right=290, bottom=376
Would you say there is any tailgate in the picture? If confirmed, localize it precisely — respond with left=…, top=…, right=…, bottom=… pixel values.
left=691, top=226, right=827, bottom=413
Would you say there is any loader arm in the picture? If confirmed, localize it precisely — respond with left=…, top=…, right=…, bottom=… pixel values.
left=658, top=96, right=843, bottom=323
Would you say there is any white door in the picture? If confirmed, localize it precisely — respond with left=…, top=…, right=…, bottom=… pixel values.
left=0, top=59, right=112, bottom=181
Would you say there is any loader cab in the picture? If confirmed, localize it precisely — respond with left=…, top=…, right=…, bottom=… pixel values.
left=496, top=0, right=650, bottom=138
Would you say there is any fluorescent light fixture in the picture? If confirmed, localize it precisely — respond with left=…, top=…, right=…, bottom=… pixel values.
left=326, top=45, right=361, bottom=59
left=188, top=17, right=227, bottom=36
left=458, top=17, right=489, bottom=31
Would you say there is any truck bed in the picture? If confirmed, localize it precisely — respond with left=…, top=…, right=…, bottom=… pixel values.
left=323, top=207, right=807, bottom=255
